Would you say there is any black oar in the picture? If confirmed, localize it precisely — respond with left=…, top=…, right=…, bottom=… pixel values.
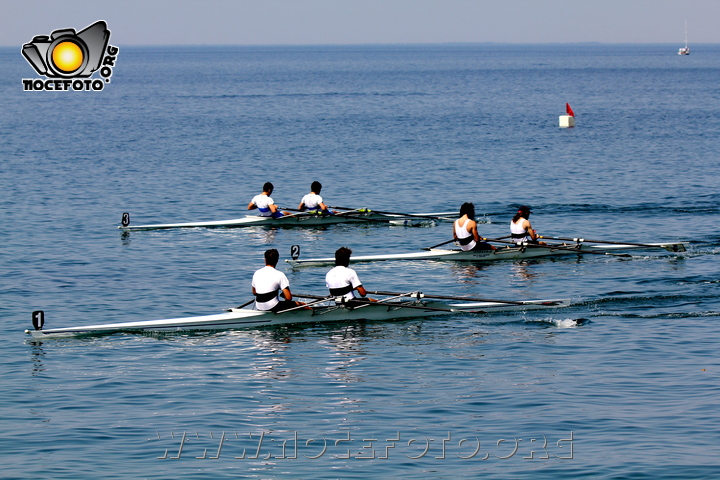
left=231, top=294, right=334, bottom=313
left=271, top=207, right=380, bottom=224
left=330, top=206, right=454, bottom=221
left=226, top=299, right=256, bottom=311
left=539, top=235, right=686, bottom=252
left=297, top=291, right=425, bottom=312
left=342, top=291, right=425, bottom=312
left=365, top=290, right=563, bottom=307
left=298, top=292, right=480, bottom=314
left=294, top=293, right=334, bottom=300
left=339, top=298, right=485, bottom=314
left=272, top=295, right=336, bottom=314
left=291, top=207, right=383, bottom=223
left=284, top=207, right=333, bottom=214
left=423, top=235, right=513, bottom=250
left=423, top=239, right=456, bottom=250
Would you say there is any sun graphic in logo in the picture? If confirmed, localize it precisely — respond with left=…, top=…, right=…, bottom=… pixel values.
left=51, top=41, right=84, bottom=73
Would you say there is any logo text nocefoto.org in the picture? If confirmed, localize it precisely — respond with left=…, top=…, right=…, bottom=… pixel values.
left=22, top=20, right=119, bottom=91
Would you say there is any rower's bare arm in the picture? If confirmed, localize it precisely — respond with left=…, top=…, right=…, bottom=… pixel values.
left=248, top=202, right=257, bottom=210
left=526, top=220, right=538, bottom=239
left=298, top=202, right=306, bottom=210
left=281, top=287, right=292, bottom=301
left=355, top=285, right=376, bottom=301
left=470, top=221, right=480, bottom=241
left=269, top=204, right=279, bottom=213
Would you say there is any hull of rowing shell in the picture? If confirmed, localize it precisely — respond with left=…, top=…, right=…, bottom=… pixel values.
left=26, top=298, right=571, bottom=338
left=286, top=242, right=688, bottom=267
left=118, top=212, right=448, bottom=231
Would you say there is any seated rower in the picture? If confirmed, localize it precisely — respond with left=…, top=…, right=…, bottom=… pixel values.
left=248, top=182, right=288, bottom=218
left=454, top=202, right=496, bottom=251
left=251, top=249, right=305, bottom=312
left=298, top=181, right=335, bottom=214
left=325, top=247, right=375, bottom=305
left=510, top=205, right=543, bottom=245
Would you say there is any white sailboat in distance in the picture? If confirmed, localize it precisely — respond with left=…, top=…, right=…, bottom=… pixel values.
left=678, top=19, right=690, bottom=55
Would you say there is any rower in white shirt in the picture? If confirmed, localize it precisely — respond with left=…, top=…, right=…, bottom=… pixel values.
left=251, top=249, right=304, bottom=312
left=325, top=247, right=375, bottom=305
left=248, top=182, right=288, bottom=218
left=510, top=205, right=543, bottom=245
left=298, top=181, right=335, bottom=214
left=453, top=202, right=495, bottom=251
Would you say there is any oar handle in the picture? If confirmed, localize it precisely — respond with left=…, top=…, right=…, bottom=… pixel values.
left=479, top=235, right=515, bottom=243
left=424, top=235, right=514, bottom=251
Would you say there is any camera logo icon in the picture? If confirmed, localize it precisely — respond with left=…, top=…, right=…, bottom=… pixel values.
left=22, top=21, right=110, bottom=78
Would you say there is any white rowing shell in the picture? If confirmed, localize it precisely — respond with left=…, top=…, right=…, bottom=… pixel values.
left=286, top=242, right=688, bottom=267
left=118, top=211, right=454, bottom=231
left=26, top=298, right=571, bottom=338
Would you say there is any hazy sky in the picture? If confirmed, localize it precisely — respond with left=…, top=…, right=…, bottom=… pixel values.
left=2, top=0, right=716, bottom=47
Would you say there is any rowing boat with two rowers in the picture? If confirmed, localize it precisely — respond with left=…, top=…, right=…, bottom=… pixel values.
left=118, top=207, right=456, bottom=231
left=286, top=236, right=687, bottom=267
left=26, top=291, right=572, bottom=338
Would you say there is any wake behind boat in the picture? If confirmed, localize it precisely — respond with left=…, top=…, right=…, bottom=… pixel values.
left=26, top=291, right=571, bottom=338
left=118, top=208, right=455, bottom=231
left=286, top=237, right=688, bottom=267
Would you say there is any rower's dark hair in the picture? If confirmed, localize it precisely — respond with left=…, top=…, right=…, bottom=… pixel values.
left=311, top=181, right=322, bottom=194
left=335, top=247, right=352, bottom=267
left=263, top=182, right=274, bottom=194
left=513, top=206, right=531, bottom=222
left=459, top=202, right=475, bottom=218
left=264, top=248, right=279, bottom=267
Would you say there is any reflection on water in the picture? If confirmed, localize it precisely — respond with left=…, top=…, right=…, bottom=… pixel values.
left=28, top=341, right=46, bottom=376
left=509, top=261, right=542, bottom=284
left=321, top=324, right=369, bottom=385
left=233, top=324, right=377, bottom=428
left=248, top=332, right=294, bottom=381
left=245, top=226, right=279, bottom=244
left=298, top=227, right=330, bottom=243
left=449, top=262, right=491, bottom=284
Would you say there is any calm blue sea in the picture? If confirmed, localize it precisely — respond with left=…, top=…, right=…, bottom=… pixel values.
left=1, top=43, right=719, bottom=479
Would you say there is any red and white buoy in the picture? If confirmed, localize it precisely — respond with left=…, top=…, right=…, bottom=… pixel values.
left=559, top=103, right=575, bottom=128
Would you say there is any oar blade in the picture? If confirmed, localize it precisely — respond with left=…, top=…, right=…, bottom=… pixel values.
left=662, top=243, right=686, bottom=252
